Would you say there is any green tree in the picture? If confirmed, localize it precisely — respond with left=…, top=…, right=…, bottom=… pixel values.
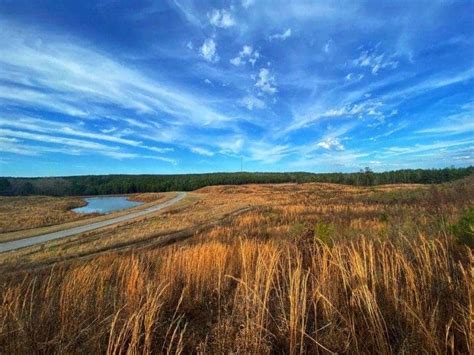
left=451, top=207, right=474, bottom=247
left=0, top=178, right=10, bottom=195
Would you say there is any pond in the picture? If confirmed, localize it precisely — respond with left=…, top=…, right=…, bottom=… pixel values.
left=73, top=196, right=143, bottom=214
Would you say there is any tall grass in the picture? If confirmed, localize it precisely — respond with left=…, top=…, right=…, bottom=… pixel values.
left=0, top=179, right=472, bottom=353
left=0, top=234, right=471, bottom=353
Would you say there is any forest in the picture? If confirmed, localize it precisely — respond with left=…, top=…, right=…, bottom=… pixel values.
left=1, top=166, right=472, bottom=196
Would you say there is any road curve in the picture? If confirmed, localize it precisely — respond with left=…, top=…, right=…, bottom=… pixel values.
left=0, top=192, right=187, bottom=254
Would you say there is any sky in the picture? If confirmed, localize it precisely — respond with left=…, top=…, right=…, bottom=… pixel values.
left=0, top=0, right=473, bottom=177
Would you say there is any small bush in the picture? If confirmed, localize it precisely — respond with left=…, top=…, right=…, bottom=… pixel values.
left=314, top=222, right=334, bottom=245
left=289, top=223, right=306, bottom=239
left=451, top=207, right=474, bottom=247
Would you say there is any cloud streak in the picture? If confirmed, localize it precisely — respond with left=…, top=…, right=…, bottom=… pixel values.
left=1, top=1, right=473, bottom=175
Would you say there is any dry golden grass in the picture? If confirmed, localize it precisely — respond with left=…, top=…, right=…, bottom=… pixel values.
left=0, top=177, right=472, bottom=353
left=0, top=193, right=172, bottom=235
left=0, top=195, right=88, bottom=233
left=0, top=192, right=173, bottom=243
left=129, top=192, right=171, bottom=203
left=0, top=236, right=471, bottom=353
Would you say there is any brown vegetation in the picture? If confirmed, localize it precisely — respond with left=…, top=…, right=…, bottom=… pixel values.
left=0, top=178, right=472, bottom=353
left=0, top=192, right=172, bottom=242
left=0, top=195, right=87, bottom=233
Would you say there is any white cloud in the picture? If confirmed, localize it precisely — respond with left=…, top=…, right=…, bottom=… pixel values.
left=248, top=142, right=291, bottom=163
left=0, top=128, right=119, bottom=152
left=284, top=99, right=388, bottom=134
left=383, top=138, right=473, bottom=156
left=230, top=56, right=243, bottom=66
left=345, top=73, right=364, bottom=82
left=200, top=38, right=219, bottom=62
left=416, top=111, right=474, bottom=136
left=381, top=68, right=474, bottom=102
left=190, top=146, right=214, bottom=156
left=0, top=117, right=174, bottom=153
left=269, top=28, right=292, bottom=41
left=186, top=41, right=193, bottom=50
left=316, top=137, right=344, bottom=150
left=289, top=150, right=370, bottom=170
left=230, top=45, right=259, bottom=67
left=241, top=45, right=253, bottom=56
left=241, top=0, right=254, bottom=9
left=239, top=95, right=266, bottom=110
left=353, top=49, right=398, bottom=75
left=0, top=126, right=177, bottom=163
left=146, top=146, right=174, bottom=153
left=0, top=23, right=233, bottom=132
left=323, top=40, right=333, bottom=53
left=255, top=68, right=277, bottom=94
left=171, top=0, right=203, bottom=27
left=218, top=137, right=244, bottom=155
left=101, top=127, right=117, bottom=134
left=208, top=9, right=235, bottom=28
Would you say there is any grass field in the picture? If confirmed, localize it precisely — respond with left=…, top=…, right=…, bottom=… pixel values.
left=0, top=195, right=88, bottom=233
left=0, top=178, right=472, bottom=353
left=0, top=192, right=173, bottom=243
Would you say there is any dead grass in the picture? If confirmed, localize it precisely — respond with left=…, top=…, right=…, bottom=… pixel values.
left=0, top=195, right=88, bottom=233
left=0, top=177, right=472, bottom=353
left=0, top=192, right=173, bottom=243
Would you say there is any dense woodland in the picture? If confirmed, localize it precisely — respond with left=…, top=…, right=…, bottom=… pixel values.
left=1, top=166, right=472, bottom=196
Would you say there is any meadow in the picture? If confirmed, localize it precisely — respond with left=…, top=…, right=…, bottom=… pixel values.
left=0, top=195, right=88, bottom=234
left=0, top=192, right=172, bottom=244
left=0, top=177, right=472, bottom=353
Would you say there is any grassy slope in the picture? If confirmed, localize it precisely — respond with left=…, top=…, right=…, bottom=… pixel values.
left=0, top=178, right=472, bottom=353
left=0, top=192, right=173, bottom=242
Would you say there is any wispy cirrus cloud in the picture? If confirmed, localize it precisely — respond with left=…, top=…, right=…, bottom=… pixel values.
left=416, top=110, right=474, bottom=136
left=248, top=142, right=293, bottom=164
left=190, top=146, right=214, bottom=156
left=0, top=22, right=233, bottom=128
left=353, top=48, right=398, bottom=75
left=1, top=0, right=473, bottom=175
left=268, top=28, right=292, bottom=41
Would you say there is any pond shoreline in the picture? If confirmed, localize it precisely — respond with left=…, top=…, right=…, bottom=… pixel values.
left=73, top=196, right=144, bottom=214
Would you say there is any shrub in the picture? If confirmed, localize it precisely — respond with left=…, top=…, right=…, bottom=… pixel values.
left=451, top=207, right=474, bottom=247
left=289, top=223, right=306, bottom=239
left=313, top=221, right=334, bottom=245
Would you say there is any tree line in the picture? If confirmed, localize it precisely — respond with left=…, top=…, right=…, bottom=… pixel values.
left=0, top=166, right=472, bottom=196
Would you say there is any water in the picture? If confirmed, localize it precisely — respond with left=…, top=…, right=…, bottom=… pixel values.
left=0, top=192, right=186, bottom=253
left=73, top=196, right=143, bottom=214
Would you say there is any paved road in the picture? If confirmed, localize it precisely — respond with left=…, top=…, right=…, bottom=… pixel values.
left=0, top=192, right=187, bottom=254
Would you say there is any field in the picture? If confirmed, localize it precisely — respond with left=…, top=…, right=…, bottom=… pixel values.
left=0, top=178, right=472, bottom=353
left=0, top=192, right=173, bottom=243
left=0, top=195, right=88, bottom=234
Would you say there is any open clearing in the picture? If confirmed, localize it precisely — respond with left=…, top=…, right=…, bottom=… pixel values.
left=0, top=178, right=472, bottom=353
left=0, top=192, right=186, bottom=253
left=0, top=192, right=175, bottom=243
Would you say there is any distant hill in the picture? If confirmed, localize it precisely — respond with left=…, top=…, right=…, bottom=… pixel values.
left=1, top=167, right=472, bottom=196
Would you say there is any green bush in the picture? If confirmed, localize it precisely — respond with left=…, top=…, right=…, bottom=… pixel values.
left=289, top=223, right=306, bottom=239
left=314, top=222, right=334, bottom=245
left=451, top=207, right=474, bottom=247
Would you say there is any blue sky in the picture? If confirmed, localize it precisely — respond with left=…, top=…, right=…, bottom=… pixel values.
left=0, top=0, right=473, bottom=177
